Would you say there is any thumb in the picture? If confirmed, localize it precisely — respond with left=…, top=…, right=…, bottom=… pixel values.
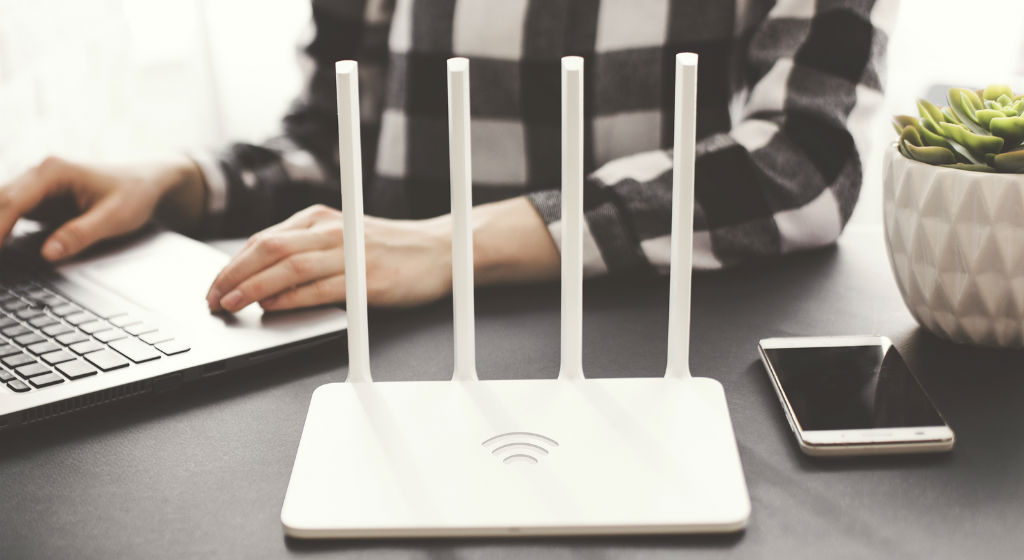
left=42, top=198, right=124, bottom=261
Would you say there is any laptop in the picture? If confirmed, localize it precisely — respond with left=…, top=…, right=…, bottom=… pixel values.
left=0, top=220, right=346, bottom=431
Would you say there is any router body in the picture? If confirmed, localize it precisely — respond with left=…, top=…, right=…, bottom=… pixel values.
left=282, top=55, right=750, bottom=539
left=282, top=378, right=748, bottom=537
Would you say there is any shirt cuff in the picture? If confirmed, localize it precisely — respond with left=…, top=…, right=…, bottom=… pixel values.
left=526, top=190, right=610, bottom=278
left=186, top=151, right=228, bottom=238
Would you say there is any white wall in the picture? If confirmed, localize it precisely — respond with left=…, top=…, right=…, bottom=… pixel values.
left=2, top=0, right=1023, bottom=226
left=0, top=0, right=309, bottom=178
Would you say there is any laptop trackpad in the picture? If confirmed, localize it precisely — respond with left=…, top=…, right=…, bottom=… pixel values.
left=70, top=231, right=234, bottom=319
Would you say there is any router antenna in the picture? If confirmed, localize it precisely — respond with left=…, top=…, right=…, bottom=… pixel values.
left=336, top=60, right=371, bottom=383
left=558, top=56, right=585, bottom=381
left=447, top=57, right=478, bottom=381
left=665, top=53, right=698, bottom=380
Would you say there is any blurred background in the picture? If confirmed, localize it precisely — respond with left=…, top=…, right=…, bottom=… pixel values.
left=1, top=0, right=1022, bottom=226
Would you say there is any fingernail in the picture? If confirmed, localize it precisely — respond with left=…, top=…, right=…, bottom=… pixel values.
left=206, top=288, right=221, bottom=309
left=220, top=290, right=243, bottom=311
left=42, top=240, right=65, bottom=261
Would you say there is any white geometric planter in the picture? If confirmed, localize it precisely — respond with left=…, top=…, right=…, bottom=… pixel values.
left=883, top=143, right=1024, bottom=348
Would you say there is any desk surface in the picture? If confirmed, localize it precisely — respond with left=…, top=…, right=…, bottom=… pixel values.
left=1, top=230, right=1021, bottom=559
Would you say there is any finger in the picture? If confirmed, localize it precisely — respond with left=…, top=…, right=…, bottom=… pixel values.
left=41, top=196, right=126, bottom=261
left=208, top=227, right=341, bottom=308
left=0, top=159, right=69, bottom=243
left=218, top=249, right=343, bottom=313
left=259, top=274, right=347, bottom=311
left=207, top=229, right=341, bottom=310
left=239, top=214, right=309, bottom=251
left=239, top=204, right=335, bottom=251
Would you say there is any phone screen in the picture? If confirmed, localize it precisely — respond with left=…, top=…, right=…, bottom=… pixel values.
left=762, top=344, right=944, bottom=430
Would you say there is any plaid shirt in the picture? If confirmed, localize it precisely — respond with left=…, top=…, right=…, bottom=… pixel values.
left=194, top=0, right=894, bottom=275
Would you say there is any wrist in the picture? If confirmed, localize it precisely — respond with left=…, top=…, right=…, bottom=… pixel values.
left=422, top=196, right=559, bottom=291
left=153, top=155, right=206, bottom=233
left=420, top=213, right=455, bottom=292
left=470, top=197, right=560, bottom=286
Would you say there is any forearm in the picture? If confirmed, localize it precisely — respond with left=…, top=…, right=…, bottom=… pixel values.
left=473, top=196, right=560, bottom=285
left=152, top=154, right=207, bottom=235
left=426, top=196, right=560, bottom=287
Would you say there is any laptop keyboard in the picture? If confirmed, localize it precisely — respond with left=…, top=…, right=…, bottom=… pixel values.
left=0, top=280, right=190, bottom=394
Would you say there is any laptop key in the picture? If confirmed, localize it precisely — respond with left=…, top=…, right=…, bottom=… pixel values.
left=42, top=323, right=72, bottom=337
left=84, top=349, right=130, bottom=371
left=56, top=331, right=88, bottom=345
left=41, top=350, right=76, bottom=365
left=0, top=343, right=21, bottom=357
left=29, top=372, right=64, bottom=388
left=79, top=321, right=110, bottom=335
left=6, top=379, right=30, bottom=393
left=57, top=359, right=98, bottom=380
left=70, top=340, right=104, bottom=355
left=1, top=325, right=29, bottom=338
left=110, top=338, right=161, bottom=363
left=13, top=333, right=44, bottom=346
left=1, top=299, right=29, bottom=312
left=2, top=353, right=34, bottom=368
left=110, top=315, right=141, bottom=328
left=24, top=289, right=50, bottom=302
left=75, top=298, right=124, bottom=319
left=95, top=329, right=128, bottom=343
left=27, top=341, right=60, bottom=355
left=40, top=295, right=67, bottom=308
left=155, top=340, right=190, bottom=356
left=0, top=317, right=18, bottom=329
left=28, top=314, right=57, bottom=328
left=15, top=307, right=43, bottom=320
left=125, top=322, right=158, bottom=336
left=64, top=312, right=99, bottom=326
left=16, top=363, right=51, bottom=378
left=140, top=330, right=173, bottom=345
left=50, top=303, right=81, bottom=317
left=0, top=369, right=14, bottom=382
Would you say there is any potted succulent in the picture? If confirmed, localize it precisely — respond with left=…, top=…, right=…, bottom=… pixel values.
left=885, top=85, right=1024, bottom=347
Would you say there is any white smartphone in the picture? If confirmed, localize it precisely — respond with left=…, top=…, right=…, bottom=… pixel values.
left=757, top=335, right=954, bottom=456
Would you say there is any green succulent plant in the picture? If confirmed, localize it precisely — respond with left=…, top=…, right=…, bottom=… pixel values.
left=894, top=84, right=1024, bottom=173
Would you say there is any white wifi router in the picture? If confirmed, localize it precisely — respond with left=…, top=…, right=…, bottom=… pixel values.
left=281, top=54, right=750, bottom=538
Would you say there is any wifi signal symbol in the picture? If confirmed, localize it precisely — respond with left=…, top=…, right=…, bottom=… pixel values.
left=482, top=432, right=559, bottom=465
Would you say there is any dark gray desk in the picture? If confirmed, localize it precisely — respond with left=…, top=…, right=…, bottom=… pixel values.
left=1, top=230, right=1021, bottom=559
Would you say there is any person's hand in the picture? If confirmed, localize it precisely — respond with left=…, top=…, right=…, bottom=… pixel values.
left=206, top=204, right=454, bottom=312
left=0, top=155, right=205, bottom=261
left=207, top=197, right=560, bottom=313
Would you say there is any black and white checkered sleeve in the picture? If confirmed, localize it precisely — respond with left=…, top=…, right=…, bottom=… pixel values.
left=528, top=0, right=894, bottom=274
left=194, top=0, right=392, bottom=238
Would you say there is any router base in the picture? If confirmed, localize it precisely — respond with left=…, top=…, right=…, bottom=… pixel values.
left=281, top=378, right=750, bottom=538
